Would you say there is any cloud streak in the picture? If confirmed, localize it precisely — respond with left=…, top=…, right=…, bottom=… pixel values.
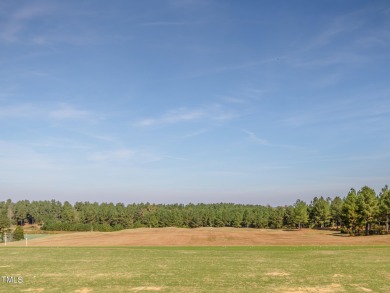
left=87, top=149, right=135, bottom=162
left=242, top=129, right=268, bottom=145
left=0, top=3, right=51, bottom=43
left=87, top=148, right=163, bottom=164
left=0, top=103, right=39, bottom=118
left=48, top=104, right=97, bottom=122
left=242, top=129, right=304, bottom=150
left=0, top=102, right=100, bottom=123
left=134, top=105, right=237, bottom=127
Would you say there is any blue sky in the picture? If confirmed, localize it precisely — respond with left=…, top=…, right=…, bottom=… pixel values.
left=1, top=0, right=390, bottom=205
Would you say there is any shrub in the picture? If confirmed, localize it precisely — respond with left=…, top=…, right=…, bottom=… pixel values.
left=13, top=226, right=24, bottom=241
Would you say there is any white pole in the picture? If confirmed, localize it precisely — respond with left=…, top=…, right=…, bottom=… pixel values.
left=25, top=235, right=28, bottom=247
left=4, top=232, right=6, bottom=246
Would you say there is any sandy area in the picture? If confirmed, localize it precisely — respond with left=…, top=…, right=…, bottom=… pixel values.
left=9, top=227, right=390, bottom=246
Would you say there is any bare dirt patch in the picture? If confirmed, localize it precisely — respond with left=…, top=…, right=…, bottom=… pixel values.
left=21, top=289, right=45, bottom=292
left=281, top=283, right=342, bottom=292
left=74, top=289, right=93, bottom=293
left=10, top=227, right=390, bottom=246
left=130, top=287, right=163, bottom=291
left=265, top=271, right=290, bottom=276
left=351, top=285, right=373, bottom=292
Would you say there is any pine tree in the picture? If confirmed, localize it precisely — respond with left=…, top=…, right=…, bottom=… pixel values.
left=342, top=189, right=359, bottom=234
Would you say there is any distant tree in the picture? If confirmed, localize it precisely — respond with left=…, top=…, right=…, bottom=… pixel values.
left=269, top=206, right=285, bottom=229
left=14, top=200, right=30, bottom=225
left=283, top=205, right=295, bottom=228
left=310, top=196, right=331, bottom=228
left=378, top=185, right=390, bottom=233
left=330, top=196, right=343, bottom=229
left=241, top=209, right=249, bottom=228
left=6, top=199, right=14, bottom=222
left=0, top=214, right=10, bottom=231
left=342, top=189, right=359, bottom=233
left=188, top=208, right=202, bottom=228
left=253, top=206, right=269, bottom=228
left=114, top=203, right=128, bottom=227
left=0, top=210, right=10, bottom=242
left=142, top=204, right=159, bottom=228
left=230, top=208, right=243, bottom=228
left=293, top=200, right=308, bottom=229
left=61, top=201, right=76, bottom=223
left=357, top=186, right=379, bottom=235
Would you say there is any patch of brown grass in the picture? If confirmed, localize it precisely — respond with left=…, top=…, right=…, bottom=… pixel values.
left=10, top=227, right=390, bottom=247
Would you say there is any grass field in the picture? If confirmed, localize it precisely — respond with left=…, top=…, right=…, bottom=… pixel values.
left=1, top=245, right=389, bottom=292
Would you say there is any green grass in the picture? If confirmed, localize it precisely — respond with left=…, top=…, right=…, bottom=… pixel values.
left=0, top=246, right=389, bottom=292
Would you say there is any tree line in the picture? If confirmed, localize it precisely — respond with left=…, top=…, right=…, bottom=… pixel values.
left=1, top=185, right=390, bottom=239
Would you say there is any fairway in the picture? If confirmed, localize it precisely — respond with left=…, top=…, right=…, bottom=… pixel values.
left=1, top=246, right=389, bottom=292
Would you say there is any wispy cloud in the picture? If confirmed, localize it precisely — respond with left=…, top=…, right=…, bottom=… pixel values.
left=289, top=51, right=368, bottom=68
left=48, top=104, right=96, bottom=121
left=134, top=105, right=237, bottom=127
left=218, top=96, right=248, bottom=104
left=281, top=89, right=390, bottom=129
left=163, top=108, right=205, bottom=123
left=87, top=149, right=135, bottom=162
left=180, top=58, right=274, bottom=79
left=242, top=129, right=304, bottom=150
left=242, top=130, right=268, bottom=145
left=0, top=140, right=54, bottom=170
left=134, top=108, right=204, bottom=127
left=285, top=7, right=387, bottom=73
left=87, top=149, right=163, bottom=164
left=0, top=102, right=100, bottom=123
left=181, top=129, right=209, bottom=138
left=306, top=11, right=364, bottom=50
left=0, top=104, right=39, bottom=118
left=0, top=2, right=108, bottom=46
left=0, top=3, right=51, bottom=43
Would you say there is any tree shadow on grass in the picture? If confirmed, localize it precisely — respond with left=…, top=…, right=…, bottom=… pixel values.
left=329, top=232, right=350, bottom=237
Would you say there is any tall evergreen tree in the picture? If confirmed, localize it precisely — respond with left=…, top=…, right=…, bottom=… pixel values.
left=379, top=185, right=390, bottom=233
left=310, top=196, right=331, bottom=228
left=330, top=196, right=343, bottom=229
left=357, top=186, right=379, bottom=235
left=293, top=200, right=308, bottom=229
left=342, top=189, right=359, bottom=233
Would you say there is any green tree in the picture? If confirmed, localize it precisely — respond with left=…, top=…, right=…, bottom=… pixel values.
left=310, top=196, right=331, bottom=228
left=61, top=201, right=76, bottom=223
left=283, top=205, right=295, bottom=228
left=13, top=225, right=24, bottom=241
left=330, top=196, right=343, bottom=229
left=379, top=185, right=390, bottom=233
left=269, top=206, right=285, bottom=229
left=293, top=200, right=308, bottom=229
left=242, top=209, right=254, bottom=228
left=357, top=186, right=379, bottom=235
left=231, top=208, right=243, bottom=228
left=341, top=188, right=359, bottom=233
left=253, top=206, right=269, bottom=228
left=0, top=212, right=10, bottom=242
left=14, top=200, right=30, bottom=225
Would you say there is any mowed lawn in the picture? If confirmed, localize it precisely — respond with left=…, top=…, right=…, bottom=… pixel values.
left=0, top=246, right=389, bottom=292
